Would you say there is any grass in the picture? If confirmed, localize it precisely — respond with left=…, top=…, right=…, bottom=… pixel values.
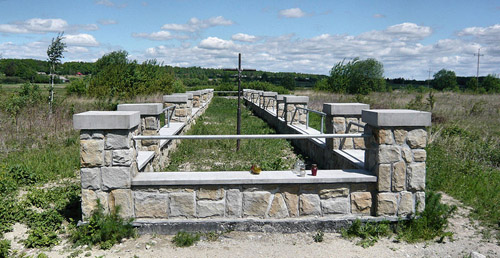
left=165, top=97, right=298, bottom=171
left=172, top=231, right=200, bottom=247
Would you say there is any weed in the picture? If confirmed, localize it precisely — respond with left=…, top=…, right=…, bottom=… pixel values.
left=0, top=239, right=10, bottom=258
left=70, top=201, right=136, bottom=250
left=341, top=219, right=391, bottom=248
left=172, top=231, right=200, bottom=247
left=313, top=230, right=324, bottom=243
left=203, top=231, right=221, bottom=242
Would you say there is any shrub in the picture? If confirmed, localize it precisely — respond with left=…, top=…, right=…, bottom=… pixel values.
left=0, top=239, right=10, bottom=258
left=313, top=230, right=324, bottom=243
left=66, top=78, right=87, bottom=96
left=172, top=231, right=200, bottom=247
left=341, top=219, right=391, bottom=248
left=70, top=201, right=136, bottom=249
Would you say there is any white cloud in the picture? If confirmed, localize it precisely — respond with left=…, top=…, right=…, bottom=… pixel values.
left=161, top=16, right=233, bottom=33
left=198, top=37, right=235, bottom=49
left=231, top=33, right=258, bottom=42
left=0, top=18, right=98, bottom=34
left=373, top=14, right=386, bottom=18
left=95, top=0, right=127, bottom=8
left=132, top=30, right=189, bottom=41
left=279, top=8, right=306, bottom=18
left=64, top=34, right=99, bottom=47
left=98, top=19, right=117, bottom=25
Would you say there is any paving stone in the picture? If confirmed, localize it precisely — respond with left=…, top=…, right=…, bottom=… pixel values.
left=299, top=194, right=321, bottom=216
left=134, top=192, right=168, bottom=218
left=351, top=192, right=372, bottom=215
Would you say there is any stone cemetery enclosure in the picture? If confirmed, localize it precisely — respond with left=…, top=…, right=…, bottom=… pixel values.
left=73, top=89, right=431, bottom=233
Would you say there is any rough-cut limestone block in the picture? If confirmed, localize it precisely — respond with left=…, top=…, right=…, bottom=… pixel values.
left=333, top=117, right=346, bottom=133
left=351, top=192, right=372, bottom=215
left=104, top=150, right=112, bottom=166
left=377, top=193, right=398, bottom=216
left=159, top=187, right=195, bottom=193
left=376, top=129, right=394, bottom=144
left=268, top=193, right=289, bottom=218
left=342, top=138, right=354, bottom=149
left=134, top=192, right=168, bottom=218
left=105, top=130, right=130, bottom=150
left=97, top=191, right=110, bottom=214
left=101, top=167, right=131, bottom=190
left=81, top=168, right=100, bottom=190
left=394, top=129, right=408, bottom=145
left=407, top=162, right=426, bottom=191
left=412, top=149, right=426, bottom=162
left=226, top=189, right=242, bottom=217
left=319, top=185, right=349, bottom=199
left=321, top=198, right=350, bottom=214
left=281, top=186, right=299, bottom=217
left=242, top=191, right=271, bottom=217
left=110, top=189, right=134, bottom=218
left=377, top=145, right=402, bottom=163
left=353, top=137, right=366, bottom=149
left=169, top=192, right=195, bottom=218
left=398, top=191, right=414, bottom=216
left=392, top=161, right=406, bottom=191
left=346, top=118, right=359, bottom=133
left=80, top=139, right=104, bottom=167
left=401, top=146, right=413, bottom=163
left=197, top=200, right=225, bottom=218
left=81, top=189, right=97, bottom=218
left=141, top=130, right=158, bottom=147
left=377, top=164, right=391, bottom=192
left=144, top=116, right=159, bottom=130
left=112, top=149, right=133, bottom=166
left=175, top=108, right=188, bottom=117
left=299, top=194, right=321, bottom=216
left=415, top=192, right=425, bottom=213
left=407, top=129, right=427, bottom=148
left=351, top=183, right=375, bottom=192
left=197, top=187, right=224, bottom=200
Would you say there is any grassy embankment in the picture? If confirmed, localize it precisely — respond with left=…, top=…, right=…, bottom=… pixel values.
left=297, top=89, right=500, bottom=239
left=165, top=97, right=297, bottom=171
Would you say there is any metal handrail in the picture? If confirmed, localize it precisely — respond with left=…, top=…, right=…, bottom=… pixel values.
left=339, top=121, right=366, bottom=150
left=290, top=107, right=326, bottom=134
left=162, top=105, right=176, bottom=128
left=133, top=133, right=368, bottom=140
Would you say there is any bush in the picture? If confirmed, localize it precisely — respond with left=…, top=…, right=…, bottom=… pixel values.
left=172, top=231, right=200, bottom=247
left=341, top=219, right=391, bottom=248
left=70, top=202, right=136, bottom=249
left=0, top=240, right=10, bottom=258
left=66, top=78, right=87, bottom=96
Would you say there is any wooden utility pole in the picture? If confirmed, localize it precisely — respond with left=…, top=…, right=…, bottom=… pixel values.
left=224, top=53, right=256, bottom=151
left=474, top=48, right=484, bottom=90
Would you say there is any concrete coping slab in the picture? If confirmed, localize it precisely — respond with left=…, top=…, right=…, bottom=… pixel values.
left=276, top=94, right=293, bottom=101
left=187, top=90, right=201, bottom=96
left=362, top=109, right=432, bottom=127
left=173, top=92, right=193, bottom=100
left=322, top=103, right=370, bottom=116
left=284, top=95, right=309, bottom=104
left=207, top=89, right=214, bottom=92
left=117, top=103, right=163, bottom=115
left=132, top=169, right=376, bottom=186
left=201, top=89, right=209, bottom=94
left=73, top=111, right=140, bottom=130
left=163, top=94, right=188, bottom=103
left=262, top=91, right=278, bottom=97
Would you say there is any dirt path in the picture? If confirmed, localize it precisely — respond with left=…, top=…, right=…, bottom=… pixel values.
left=6, top=194, right=499, bottom=258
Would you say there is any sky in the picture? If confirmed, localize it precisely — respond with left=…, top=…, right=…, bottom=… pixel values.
left=0, top=0, right=499, bottom=79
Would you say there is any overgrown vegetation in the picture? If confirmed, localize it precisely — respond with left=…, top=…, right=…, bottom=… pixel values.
left=70, top=202, right=136, bottom=250
left=172, top=231, right=200, bottom=247
left=342, top=192, right=456, bottom=247
left=165, top=97, right=297, bottom=171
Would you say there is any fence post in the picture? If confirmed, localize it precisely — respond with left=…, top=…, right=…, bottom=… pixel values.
left=73, top=111, right=140, bottom=219
left=323, top=103, right=369, bottom=150
left=363, top=109, right=431, bottom=217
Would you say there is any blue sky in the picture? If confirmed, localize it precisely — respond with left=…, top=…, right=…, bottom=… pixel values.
left=0, top=0, right=499, bottom=79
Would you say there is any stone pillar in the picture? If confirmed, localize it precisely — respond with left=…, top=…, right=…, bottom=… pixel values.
left=323, top=103, right=369, bottom=150
left=276, top=95, right=287, bottom=119
left=187, top=91, right=201, bottom=108
left=262, top=91, right=277, bottom=111
left=73, top=111, right=140, bottom=219
left=201, top=89, right=209, bottom=104
left=163, top=95, right=190, bottom=122
left=207, top=89, right=214, bottom=100
left=173, top=92, right=193, bottom=113
left=283, top=96, right=309, bottom=124
left=363, top=109, right=431, bottom=217
left=117, top=103, right=163, bottom=171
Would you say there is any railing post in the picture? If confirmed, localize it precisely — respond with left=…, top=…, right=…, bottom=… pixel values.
left=283, top=96, right=309, bottom=125
left=73, top=111, right=140, bottom=219
left=163, top=94, right=190, bottom=122
left=117, top=103, right=163, bottom=171
left=323, top=103, right=369, bottom=150
left=363, top=109, right=431, bottom=217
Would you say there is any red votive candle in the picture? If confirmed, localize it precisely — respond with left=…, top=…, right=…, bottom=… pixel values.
left=311, top=164, right=318, bottom=176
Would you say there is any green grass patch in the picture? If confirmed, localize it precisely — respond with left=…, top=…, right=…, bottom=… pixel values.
left=172, top=231, right=200, bottom=247
left=165, top=97, right=297, bottom=171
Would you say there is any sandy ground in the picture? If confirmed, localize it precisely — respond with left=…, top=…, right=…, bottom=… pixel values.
left=5, top=193, right=499, bottom=258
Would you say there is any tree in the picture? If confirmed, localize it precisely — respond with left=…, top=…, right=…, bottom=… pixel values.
left=47, top=32, right=66, bottom=114
left=432, top=69, right=457, bottom=91
left=481, top=74, right=500, bottom=93
left=465, top=77, right=478, bottom=92
left=281, top=74, right=296, bottom=90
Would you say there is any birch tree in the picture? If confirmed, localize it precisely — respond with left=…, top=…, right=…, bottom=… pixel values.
left=47, top=32, right=66, bottom=114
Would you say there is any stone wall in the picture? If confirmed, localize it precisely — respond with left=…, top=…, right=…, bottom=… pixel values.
left=323, top=103, right=369, bottom=150
left=132, top=183, right=375, bottom=219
